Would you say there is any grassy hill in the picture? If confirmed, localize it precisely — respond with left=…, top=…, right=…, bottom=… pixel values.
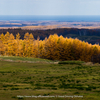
left=0, top=56, right=100, bottom=100
left=0, top=56, right=54, bottom=63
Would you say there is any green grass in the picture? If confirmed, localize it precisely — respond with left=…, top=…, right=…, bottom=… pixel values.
left=0, top=56, right=53, bottom=63
left=0, top=56, right=100, bottom=100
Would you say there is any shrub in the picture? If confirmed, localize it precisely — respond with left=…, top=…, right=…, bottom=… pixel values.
left=11, top=88, right=20, bottom=90
left=76, top=86, right=84, bottom=90
left=51, top=87, right=57, bottom=90
left=86, top=87, right=92, bottom=91
left=74, top=92, right=80, bottom=94
left=58, top=60, right=85, bottom=65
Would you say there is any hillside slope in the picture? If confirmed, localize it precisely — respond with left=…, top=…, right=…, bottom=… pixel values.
left=0, top=57, right=99, bottom=100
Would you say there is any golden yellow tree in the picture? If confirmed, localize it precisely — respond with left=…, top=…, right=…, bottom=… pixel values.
left=7, top=33, right=15, bottom=56
left=14, top=33, right=21, bottom=56
left=3, top=32, right=10, bottom=55
left=44, top=34, right=59, bottom=60
left=0, top=34, right=5, bottom=55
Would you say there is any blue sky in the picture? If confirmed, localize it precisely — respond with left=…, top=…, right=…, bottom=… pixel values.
left=0, top=0, right=100, bottom=15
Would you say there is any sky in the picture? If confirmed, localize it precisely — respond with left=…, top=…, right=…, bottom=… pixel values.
left=0, top=0, right=100, bottom=16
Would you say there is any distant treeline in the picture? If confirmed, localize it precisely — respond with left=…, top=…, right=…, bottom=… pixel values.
left=0, top=28, right=100, bottom=44
left=0, top=32, right=100, bottom=63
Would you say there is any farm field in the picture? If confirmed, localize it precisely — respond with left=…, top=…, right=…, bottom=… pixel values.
left=0, top=56, right=100, bottom=100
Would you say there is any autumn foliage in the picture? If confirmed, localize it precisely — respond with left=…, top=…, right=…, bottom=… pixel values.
left=0, top=32, right=100, bottom=63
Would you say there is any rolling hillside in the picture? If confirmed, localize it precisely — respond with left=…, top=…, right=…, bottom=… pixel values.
left=0, top=56, right=100, bottom=100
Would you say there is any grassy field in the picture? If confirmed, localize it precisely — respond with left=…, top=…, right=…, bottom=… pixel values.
left=0, top=56, right=54, bottom=63
left=0, top=56, right=100, bottom=100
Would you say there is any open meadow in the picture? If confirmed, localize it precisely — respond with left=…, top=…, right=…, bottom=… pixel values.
left=0, top=56, right=100, bottom=100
